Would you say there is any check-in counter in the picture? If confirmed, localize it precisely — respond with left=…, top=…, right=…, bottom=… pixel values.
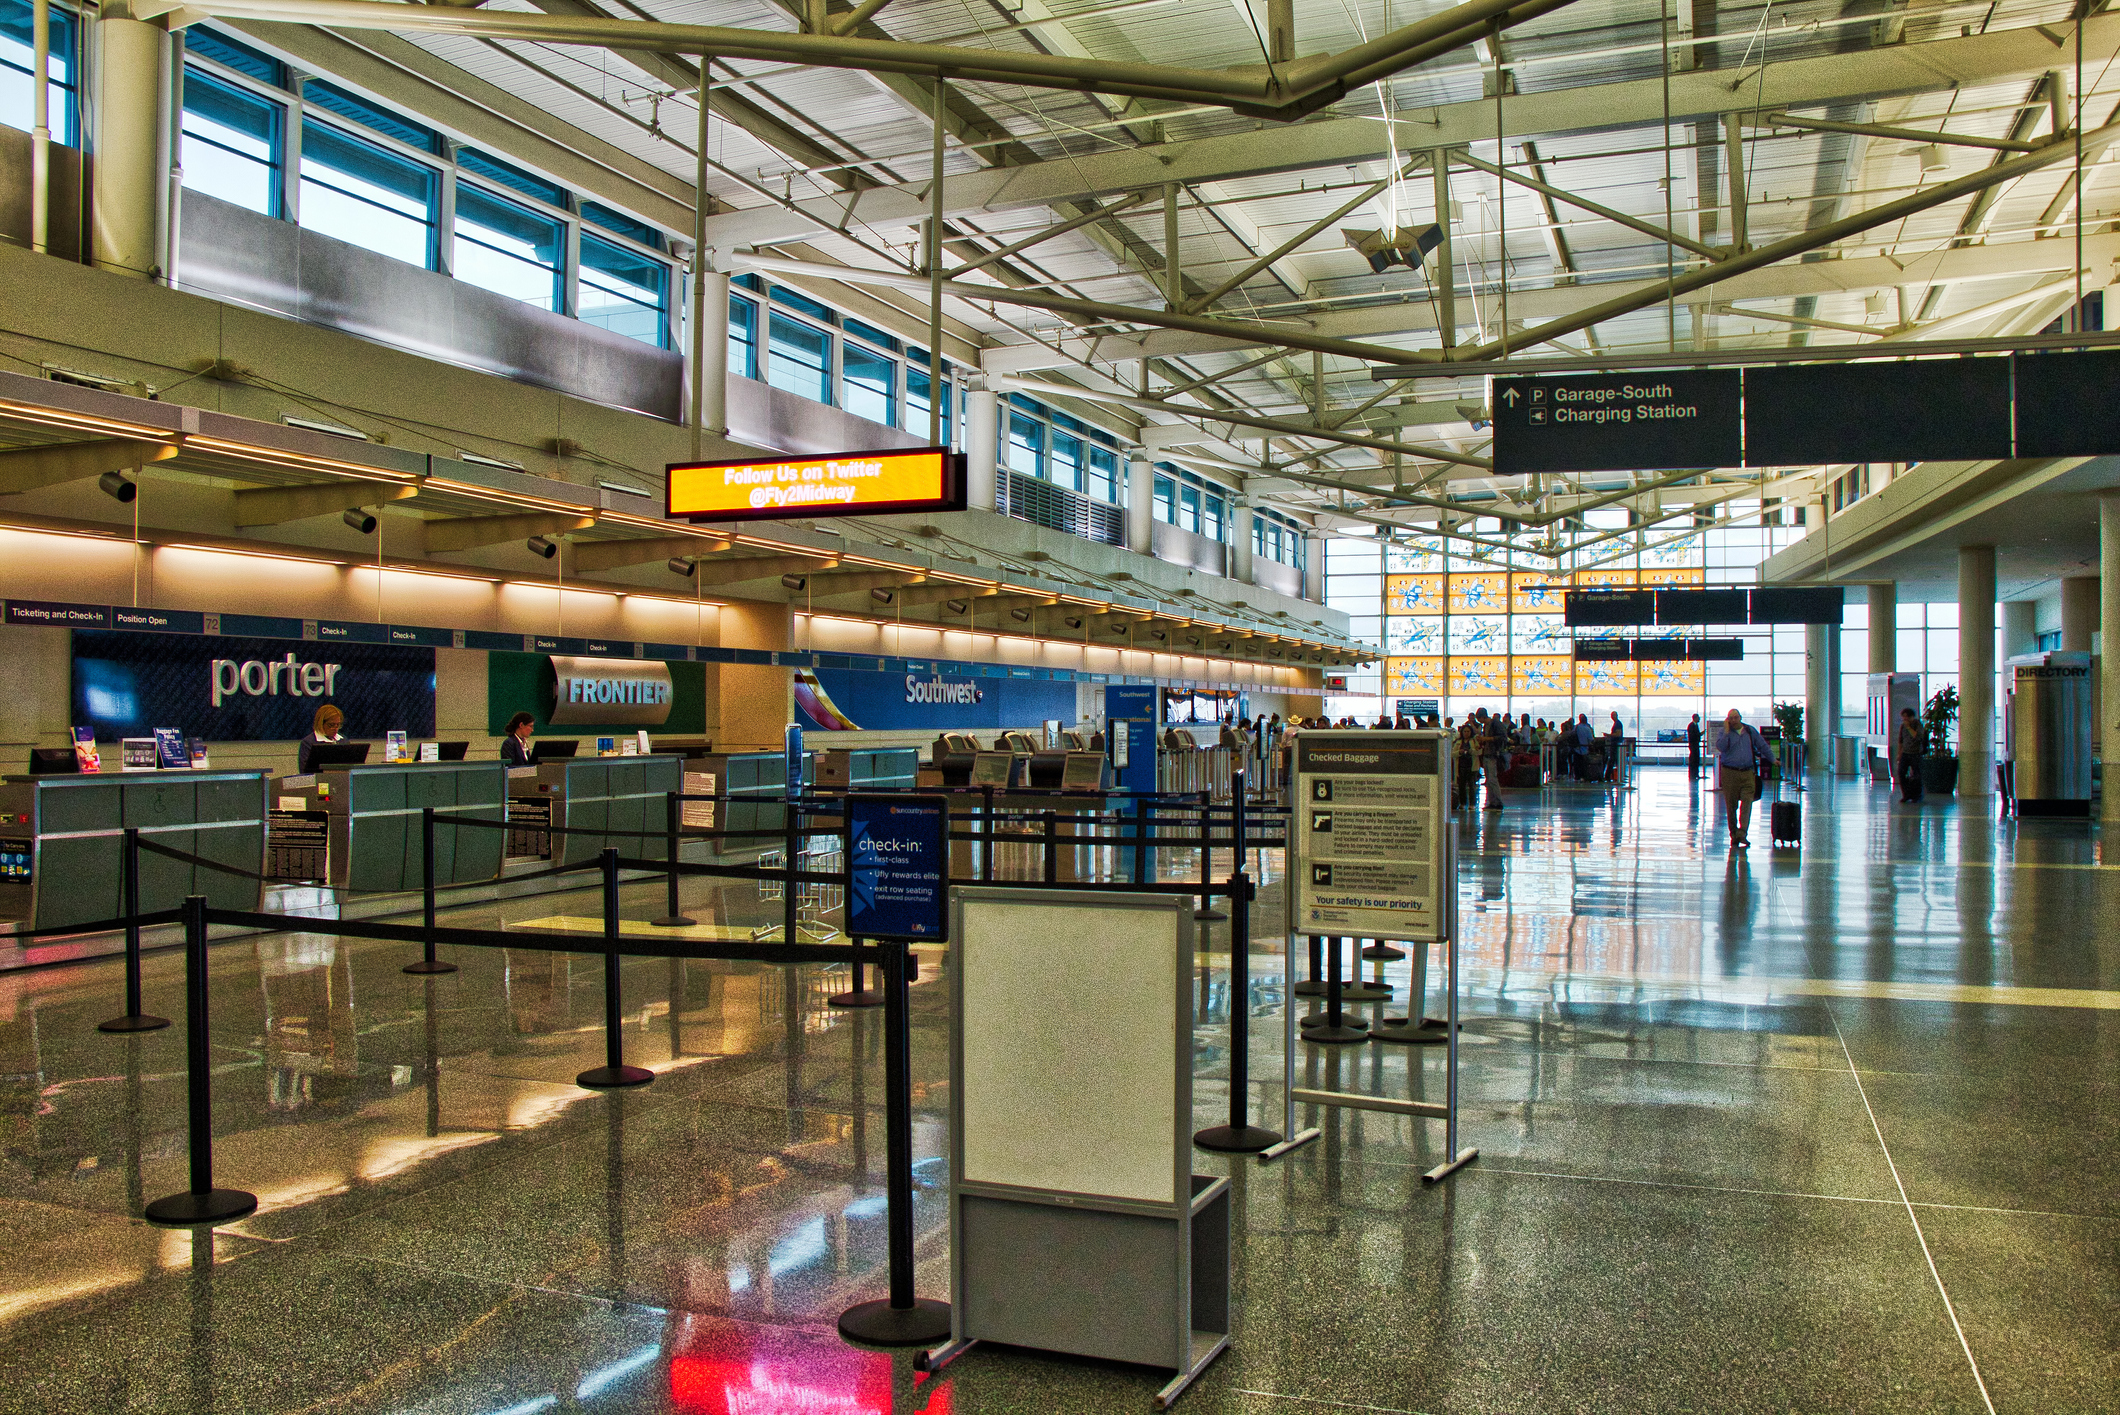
left=509, top=754, right=683, bottom=867
left=0, top=769, right=269, bottom=931
left=290, top=761, right=510, bottom=893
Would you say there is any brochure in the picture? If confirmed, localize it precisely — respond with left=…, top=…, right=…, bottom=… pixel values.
left=418, top=741, right=439, bottom=762
left=153, top=728, right=188, bottom=770
left=386, top=730, right=409, bottom=763
left=71, top=728, right=101, bottom=774
left=596, top=736, right=618, bottom=757
left=120, top=738, right=160, bottom=771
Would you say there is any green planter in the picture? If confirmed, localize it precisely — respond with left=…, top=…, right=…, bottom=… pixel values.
left=1919, top=756, right=1959, bottom=794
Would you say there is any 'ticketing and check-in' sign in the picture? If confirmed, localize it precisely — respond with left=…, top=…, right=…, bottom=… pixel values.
left=666, top=446, right=966, bottom=523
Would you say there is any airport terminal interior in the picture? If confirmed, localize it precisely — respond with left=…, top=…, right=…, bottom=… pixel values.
left=0, top=0, right=2116, bottom=1408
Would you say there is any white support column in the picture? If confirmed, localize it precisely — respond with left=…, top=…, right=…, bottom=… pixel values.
left=2102, top=499, right=2120, bottom=823
left=1805, top=622, right=1832, bottom=773
left=2002, top=601, right=2038, bottom=660
left=691, top=270, right=728, bottom=449
left=965, top=384, right=999, bottom=512
left=1228, top=495, right=1253, bottom=585
left=2061, top=576, right=2098, bottom=652
left=1127, top=455, right=1154, bottom=557
left=1959, top=544, right=1997, bottom=798
left=91, top=14, right=172, bottom=280
left=1302, top=528, right=1324, bottom=603
left=1868, top=582, right=1896, bottom=673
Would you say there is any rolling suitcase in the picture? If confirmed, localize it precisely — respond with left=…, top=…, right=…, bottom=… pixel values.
left=1770, top=796, right=1801, bottom=847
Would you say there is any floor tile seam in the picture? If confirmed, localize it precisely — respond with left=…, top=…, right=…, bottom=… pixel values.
left=1909, top=1200, right=2120, bottom=1223
left=1397, top=1161, right=1905, bottom=1207
left=1233, top=1389, right=1426, bottom=1414
left=1823, top=999, right=1999, bottom=1415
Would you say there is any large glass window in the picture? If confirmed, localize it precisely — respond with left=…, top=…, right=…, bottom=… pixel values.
left=1154, top=476, right=1175, bottom=524
left=729, top=290, right=759, bottom=378
left=1007, top=412, right=1044, bottom=478
left=842, top=340, right=895, bottom=426
left=303, top=78, right=441, bottom=153
left=578, top=232, right=668, bottom=345
left=1, top=0, right=78, bottom=146
left=907, top=348, right=953, bottom=442
left=1050, top=431, right=1083, bottom=491
left=181, top=69, right=282, bottom=216
left=1179, top=484, right=1201, bottom=534
left=453, top=183, right=562, bottom=309
left=583, top=200, right=662, bottom=250
left=1088, top=446, right=1117, bottom=502
left=458, top=147, right=566, bottom=207
left=768, top=310, right=832, bottom=403
left=1203, top=490, right=1224, bottom=543
left=299, top=120, right=438, bottom=268
left=186, top=28, right=283, bottom=87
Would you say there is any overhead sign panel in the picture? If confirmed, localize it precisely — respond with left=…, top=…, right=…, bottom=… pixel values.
left=2014, top=350, right=2120, bottom=458
left=667, top=446, right=965, bottom=523
left=1492, top=371, right=1742, bottom=476
left=1654, top=588, right=1749, bottom=625
left=1744, top=360, right=2011, bottom=466
left=1751, top=586, right=1845, bottom=625
left=1564, top=589, right=1656, bottom=626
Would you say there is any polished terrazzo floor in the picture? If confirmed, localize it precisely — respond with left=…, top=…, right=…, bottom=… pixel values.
left=0, top=770, right=2112, bottom=1413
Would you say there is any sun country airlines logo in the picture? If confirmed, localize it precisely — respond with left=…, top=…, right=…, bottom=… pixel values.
left=905, top=673, right=983, bottom=706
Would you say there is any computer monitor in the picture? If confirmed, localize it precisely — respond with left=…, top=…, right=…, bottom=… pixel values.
left=530, top=739, right=580, bottom=763
left=308, top=742, right=371, bottom=769
left=969, top=751, right=1013, bottom=787
left=435, top=741, right=470, bottom=761
left=28, top=747, right=78, bottom=775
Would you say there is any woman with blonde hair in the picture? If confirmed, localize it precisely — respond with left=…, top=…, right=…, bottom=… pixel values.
left=298, top=704, right=346, bottom=775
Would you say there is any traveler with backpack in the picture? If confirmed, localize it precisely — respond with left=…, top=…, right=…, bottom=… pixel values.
left=1895, top=707, right=1926, bottom=803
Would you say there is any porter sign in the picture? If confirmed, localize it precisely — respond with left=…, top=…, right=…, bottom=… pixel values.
left=1288, top=730, right=1449, bottom=941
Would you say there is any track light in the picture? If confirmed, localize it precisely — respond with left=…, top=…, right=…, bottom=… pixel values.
left=342, top=507, right=377, bottom=534
left=668, top=557, right=695, bottom=577
left=98, top=471, right=136, bottom=503
left=1010, top=607, right=1031, bottom=623
left=1148, top=628, right=1167, bottom=641
left=526, top=535, right=557, bottom=560
left=944, top=598, right=969, bottom=615
left=870, top=587, right=895, bottom=605
left=782, top=573, right=807, bottom=592
left=1064, top=616, right=1083, bottom=629
left=1110, top=621, right=1129, bottom=635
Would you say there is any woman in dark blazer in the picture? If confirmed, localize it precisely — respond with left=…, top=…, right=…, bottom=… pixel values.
left=501, top=712, right=535, bottom=766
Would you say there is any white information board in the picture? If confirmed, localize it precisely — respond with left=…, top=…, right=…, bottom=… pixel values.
left=955, top=890, right=1186, bottom=1204
left=1287, top=730, right=1449, bottom=942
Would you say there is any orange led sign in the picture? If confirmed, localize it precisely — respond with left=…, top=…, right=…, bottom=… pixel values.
left=666, top=446, right=965, bottom=523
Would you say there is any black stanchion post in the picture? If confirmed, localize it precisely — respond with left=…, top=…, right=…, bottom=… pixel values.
left=577, top=848, right=653, bottom=1089
left=144, top=896, right=257, bottom=1226
left=100, top=826, right=169, bottom=1033
left=782, top=796, right=801, bottom=943
left=1042, top=809, right=1058, bottom=884
left=404, top=807, right=457, bottom=975
left=980, top=785, right=996, bottom=882
left=1293, top=933, right=1325, bottom=997
left=1303, top=934, right=1368, bottom=1044
left=1133, top=796, right=1148, bottom=885
left=652, top=790, right=697, bottom=927
left=838, top=938, right=951, bottom=1346
left=1195, top=771, right=1279, bottom=1153
left=1194, top=792, right=1225, bottom=921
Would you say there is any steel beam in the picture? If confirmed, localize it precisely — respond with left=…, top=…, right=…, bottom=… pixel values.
left=232, top=479, right=420, bottom=525
left=0, top=438, right=179, bottom=494
left=421, top=512, right=596, bottom=553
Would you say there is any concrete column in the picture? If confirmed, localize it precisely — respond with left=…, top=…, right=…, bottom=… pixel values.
left=964, top=385, right=999, bottom=511
left=1805, top=621, right=1833, bottom=772
left=1127, top=455, right=1154, bottom=557
left=716, top=597, right=792, bottom=752
left=1959, top=544, right=1996, bottom=797
left=91, top=14, right=172, bottom=280
left=2101, top=499, right=2120, bottom=822
left=691, top=269, right=728, bottom=446
left=2061, top=575, right=2099, bottom=652
left=1228, top=495, right=1253, bottom=585
left=2002, top=601, right=2038, bottom=660
left=1868, top=582, right=1896, bottom=673
left=1302, top=528, right=1325, bottom=603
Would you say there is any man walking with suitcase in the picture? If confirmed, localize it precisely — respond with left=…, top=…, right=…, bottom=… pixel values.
left=1711, top=708, right=1773, bottom=848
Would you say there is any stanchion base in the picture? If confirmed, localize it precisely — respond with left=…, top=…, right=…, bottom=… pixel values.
left=1300, top=1023, right=1371, bottom=1045
left=1360, top=943, right=1406, bottom=960
left=827, top=990, right=884, bottom=1009
left=1193, top=907, right=1228, bottom=922
left=1422, top=1147, right=1480, bottom=1183
left=1291, top=979, right=1326, bottom=997
left=1341, top=981, right=1393, bottom=1001
left=576, top=1064, right=654, bottom=1089
left=402, top=959, right=458, bottom=976
left=1192, top=1123, right=1282, bottom=1153
left=837, top=1297, right=953, bottom=1347
left=650, top=915, right=698, bottom=928
left=97, top=1014, right=170, bottom=1034
left=144, top=1188, right=258, bottom=1227
left=1370, top=1019, right=1449, bottom=1044
left=1300, top=1011, right=1369, bottom=1031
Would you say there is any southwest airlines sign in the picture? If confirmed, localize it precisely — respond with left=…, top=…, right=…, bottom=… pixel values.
left=666, top=446, right=966, bottom=523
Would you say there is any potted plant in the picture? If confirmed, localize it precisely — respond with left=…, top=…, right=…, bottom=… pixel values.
left=1771, top=702, right=1804, bottom=775
left=1919, top=684, right=1960, bottom=794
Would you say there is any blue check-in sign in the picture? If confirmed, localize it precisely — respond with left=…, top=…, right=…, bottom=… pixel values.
left=847, top=795, right=951, bottom=942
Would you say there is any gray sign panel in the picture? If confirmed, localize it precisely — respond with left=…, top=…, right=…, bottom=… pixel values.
left=1493, top=370, right=1742, bottom=475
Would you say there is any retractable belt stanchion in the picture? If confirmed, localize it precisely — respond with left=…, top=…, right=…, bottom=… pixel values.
left=1292, top=934, right=1325, bottom=997
left=577, top=848, right=653, bottom=1089
left=838, top=938, right=952, bottom=1346
left=1340, top=935, right=1392, bottom=1003
left=1042, top=809, right=1059, bottom=884
left=829, top=815, right=882, bottom=1010
left=144, top=896, right=258, bottom=1226
left=99, top=827, right=170, bottom=1033
left=1301, top=935, right=1368, bottom=1043
left=1194, top=791, right=1226, bottom=922
left=1194, top=772, right=1280, bottom=1153
left=782, top=802, right=802, bottom=942
left=403, top=806, right=458, bottom=975
left=1133, top=796, right=1149, bottom=885
left=981, top=785, right=997, bottom=883
left=652, top=790, right=697, bottom=927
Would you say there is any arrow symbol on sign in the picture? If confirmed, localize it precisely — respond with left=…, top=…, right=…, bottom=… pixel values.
left=1501, top=388, right=1521, bottom=406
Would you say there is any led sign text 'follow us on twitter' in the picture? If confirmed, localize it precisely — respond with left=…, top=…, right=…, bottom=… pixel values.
left=666, top=447, right=967, bottom=523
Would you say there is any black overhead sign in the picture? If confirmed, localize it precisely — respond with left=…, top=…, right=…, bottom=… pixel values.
left=1488, top=352, right=2120, bottom=475
left=1492, top=371, right=1742, bottom=476
left=1572, top=638, right=1745, bottom=662
left=1567, top=589, right=1657, bottom=626
left=1565, top=586, right=1844, bottom=627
